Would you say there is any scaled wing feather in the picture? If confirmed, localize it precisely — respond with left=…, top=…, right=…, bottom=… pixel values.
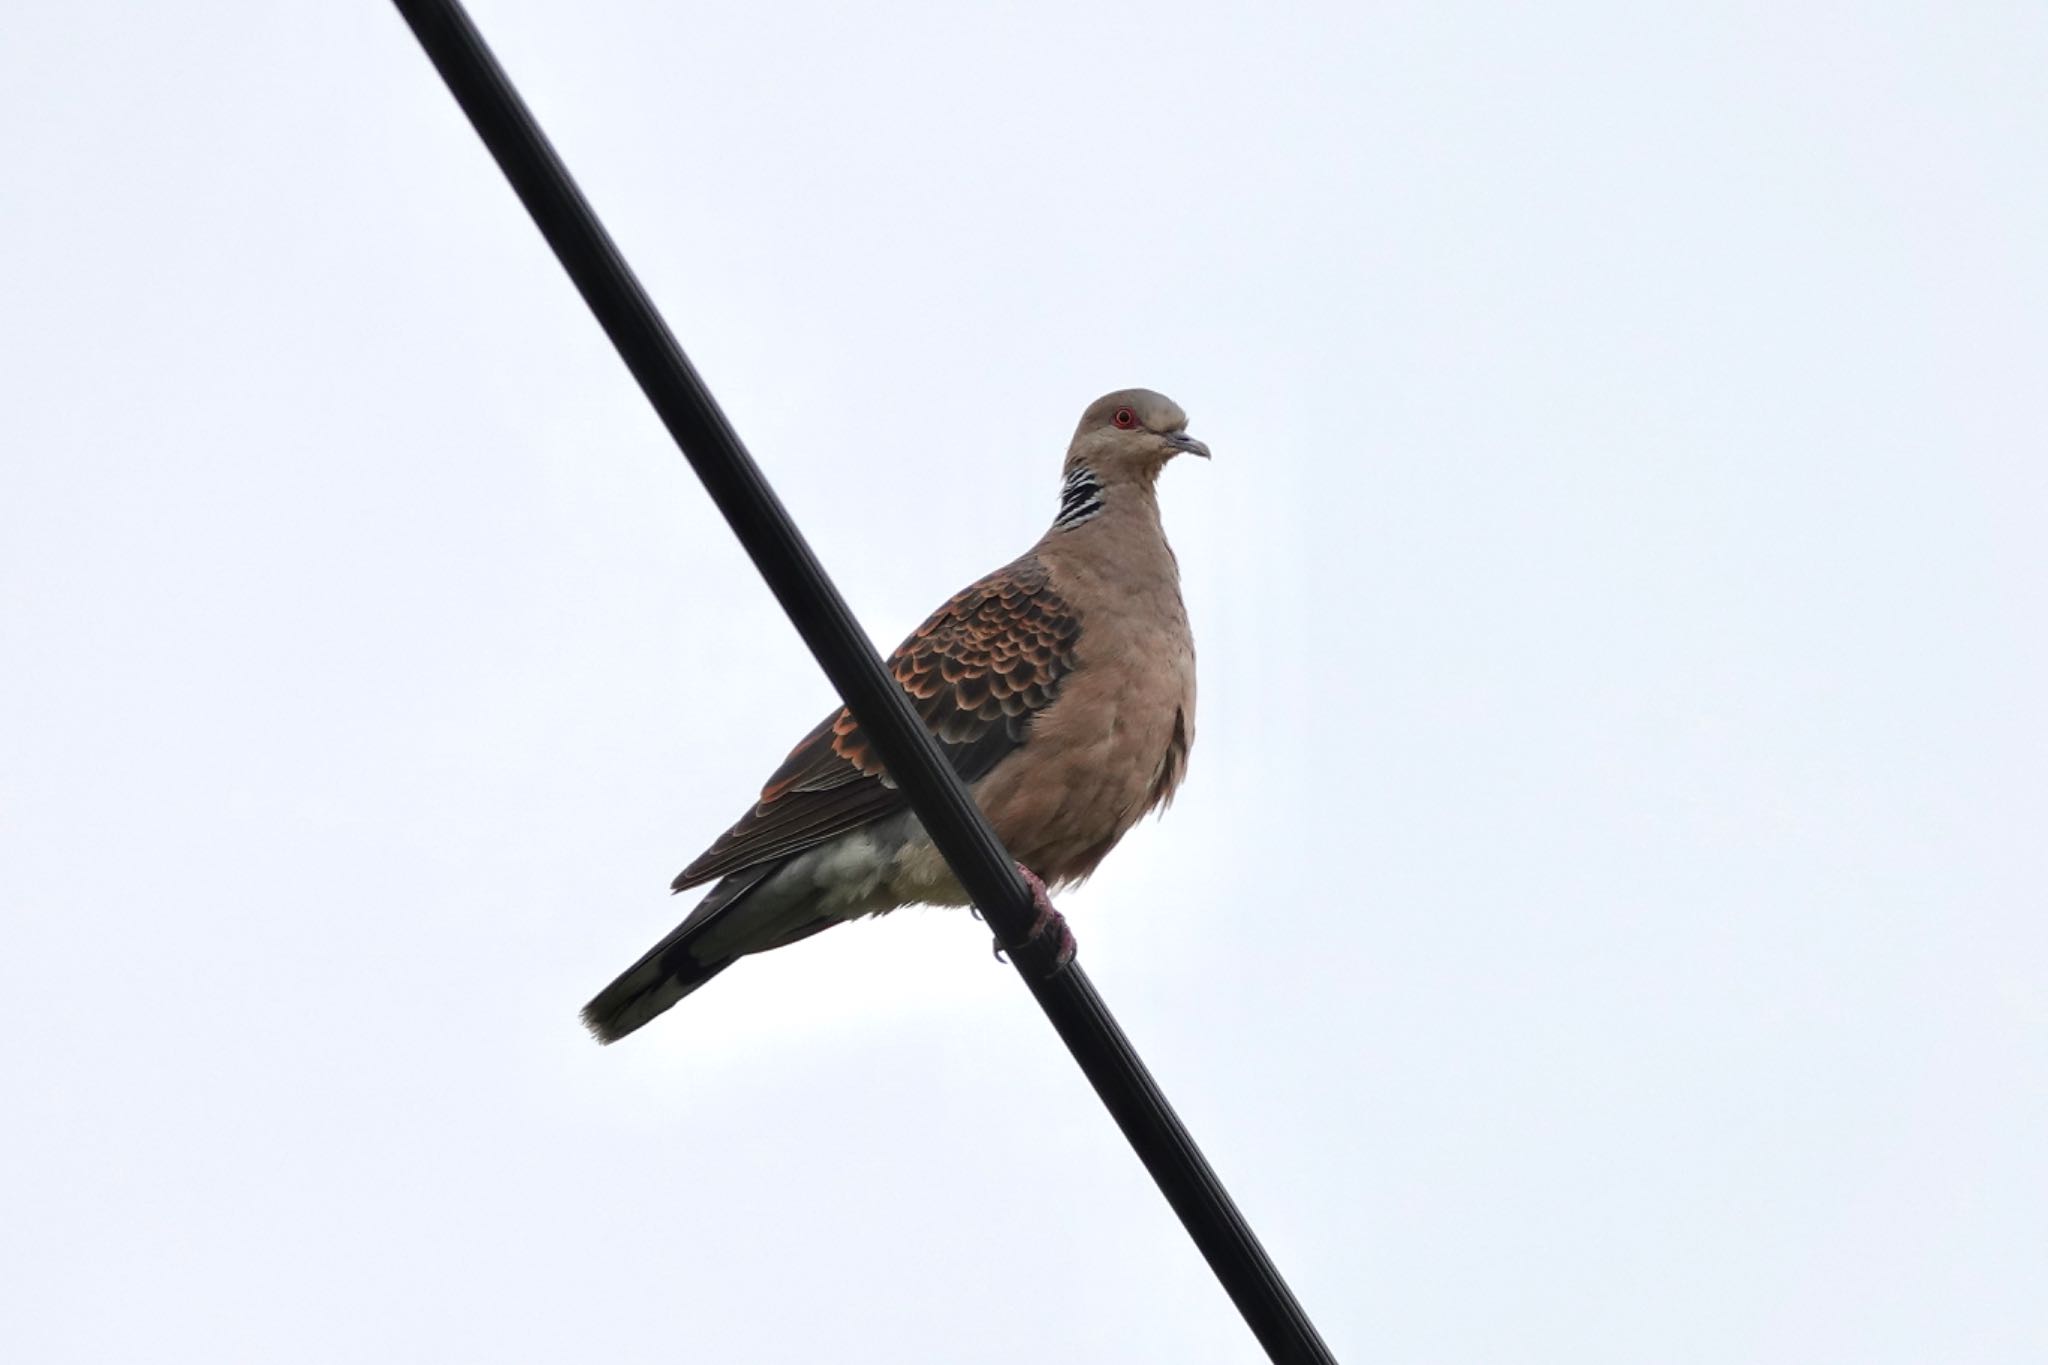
left=671, top=556, right=1079, bottom=891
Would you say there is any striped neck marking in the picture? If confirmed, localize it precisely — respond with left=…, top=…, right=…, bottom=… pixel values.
left=1054, top=466, right=1105, bottom=530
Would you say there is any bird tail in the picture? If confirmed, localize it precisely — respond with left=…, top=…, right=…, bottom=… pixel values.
left=580, top=863, right=780, bottom=1044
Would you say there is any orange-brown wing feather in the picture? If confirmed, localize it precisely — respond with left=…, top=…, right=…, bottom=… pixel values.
left=671, top=556, right=1080, bottom=891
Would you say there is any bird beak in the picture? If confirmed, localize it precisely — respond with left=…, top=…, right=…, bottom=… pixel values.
left=1165, top=431, right=1212, bottom=460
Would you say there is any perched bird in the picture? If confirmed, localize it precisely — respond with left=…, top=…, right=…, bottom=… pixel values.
left=582, top=389, right=1208, bottom=1042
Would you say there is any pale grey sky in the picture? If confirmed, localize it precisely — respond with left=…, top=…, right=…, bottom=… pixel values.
left=3, top=3, right=2044, bottom=1361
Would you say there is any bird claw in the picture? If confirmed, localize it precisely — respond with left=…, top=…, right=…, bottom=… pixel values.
left=1013, top=862, right=1055, bottom=915
left=989, top=863, right=1055, bottom=965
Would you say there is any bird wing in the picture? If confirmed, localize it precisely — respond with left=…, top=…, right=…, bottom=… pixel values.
left=671, top=555, right=1080, bottom=891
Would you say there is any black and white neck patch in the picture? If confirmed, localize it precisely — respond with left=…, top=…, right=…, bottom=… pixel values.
left=1053, top=466, right=1105, bottom=530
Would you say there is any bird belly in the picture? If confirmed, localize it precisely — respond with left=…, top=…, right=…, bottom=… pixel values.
left=975, top=633, right=1193, bottom=888
left=882, top=834, right=972, bottom=907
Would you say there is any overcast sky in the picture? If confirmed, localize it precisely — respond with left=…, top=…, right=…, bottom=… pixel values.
left=4, top=3, right=2044, bottom=1362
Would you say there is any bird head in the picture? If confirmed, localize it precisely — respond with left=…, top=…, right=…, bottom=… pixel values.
left=1064, top=389, right=1211, bottom=484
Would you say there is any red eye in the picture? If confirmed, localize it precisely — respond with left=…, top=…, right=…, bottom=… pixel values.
left=1112, top=407, right=1139, bottom=430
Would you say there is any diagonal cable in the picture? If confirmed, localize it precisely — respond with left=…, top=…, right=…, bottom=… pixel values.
left=389, top=4, right=1338, bottom=1360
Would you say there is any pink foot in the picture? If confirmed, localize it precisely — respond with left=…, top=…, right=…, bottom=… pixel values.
left=991, top=863, right=1075, bottom=975
left=1014, top=863, right=1055, bottom=914
left=971, top=865, right=1047, bottom=925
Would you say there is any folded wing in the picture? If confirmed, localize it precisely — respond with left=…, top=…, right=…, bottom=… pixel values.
left=671, top=555, right=1080, bottom=891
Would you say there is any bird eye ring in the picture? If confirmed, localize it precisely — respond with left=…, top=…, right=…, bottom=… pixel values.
left=1112, top=407, right=1138, bottom=429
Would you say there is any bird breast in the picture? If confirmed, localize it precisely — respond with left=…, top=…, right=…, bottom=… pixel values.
left=972, top=523, right=1195, bottom=887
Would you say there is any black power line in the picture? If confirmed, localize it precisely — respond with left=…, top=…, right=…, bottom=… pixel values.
left=389, top=4, right=1339, bottom=1360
